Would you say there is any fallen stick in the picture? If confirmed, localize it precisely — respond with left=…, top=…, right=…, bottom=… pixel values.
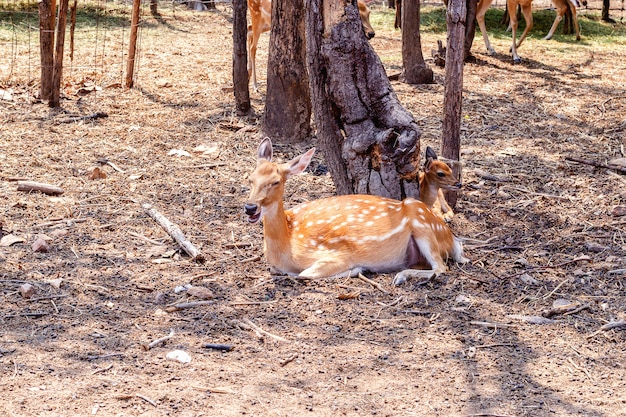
left=136, top=394, right=157, bottom=407
left=56, top=111, right=108, bottom=124
left=565, top=156, right=626, bottom=174
left=586, top=320, right=626, bottom=339
left=164, top=300, right=214, bottom=312
left=17, top=181, right=64, bottom=195
left=203, top=343, right=234, bottom=352
left=357, top=273, right=388, bottom=294
left=142, top=203, right=204, bottom=262
left=143, top=329, right=175, bottom=350
left=237, top=318, right=288, bottom=342
left=279, top=353, right=298, bottom=367
left=470, top=321, right=516, bottom=329
left=191, top=386, right=234, bottom=394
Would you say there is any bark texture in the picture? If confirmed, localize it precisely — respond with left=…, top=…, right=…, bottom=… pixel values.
left=400, top=0, right=433, bottom=84
left=306, top=0, right=421, bottom=199
left=263, top=0, right=312, bottom=143
left=232, top=0, right=251, bottom=114
left=441, top=0, right=466, bottom=208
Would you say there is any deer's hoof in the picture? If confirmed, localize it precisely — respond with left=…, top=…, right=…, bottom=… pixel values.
left=513, top=57, right=522, bottom=65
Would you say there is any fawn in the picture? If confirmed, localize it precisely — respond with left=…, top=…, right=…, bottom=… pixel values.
left=419, top=146, right=461, bottom=222
left=244, top=138, right=468, bottom=285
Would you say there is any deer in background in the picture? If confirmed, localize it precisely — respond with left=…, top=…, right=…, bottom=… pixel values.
left=419, top=146, right=461, bottom=222
left=475, top=0, right=583, bottom=63
left=244, top=138, right=468, bottom=286
left=247, top=0, right=376, bottom=91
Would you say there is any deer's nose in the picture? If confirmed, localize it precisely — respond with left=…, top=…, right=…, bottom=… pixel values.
left=244, top=203, right=258, bottom=216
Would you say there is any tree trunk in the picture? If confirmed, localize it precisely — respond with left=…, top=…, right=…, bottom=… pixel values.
left=50, top=0, right=69, bottom=108
left=263, top=0, right=312, bottom=143
left=232, top=0, right=251, bottom=114
left=39, top=0, right=55, bottom=101
left=395, top=0, right=402, bottom=29
left=463, top=0, right=477, bottom=62
left=388, top=0, right=395, bottom=8
left=601, top=0, right=614, bottom=22
left=150, top=0, right=158, bottom=16
left=400, top=0, right=433, bottom=84
left=441, top=0, right=466, bottom=208
left=306, top=0, right=422, bottom=199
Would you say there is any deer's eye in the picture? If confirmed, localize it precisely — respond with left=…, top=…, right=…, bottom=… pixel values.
left=437, top=172, right=445, bottom=178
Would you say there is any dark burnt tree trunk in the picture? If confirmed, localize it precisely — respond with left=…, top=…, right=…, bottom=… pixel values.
left=463, top=0, right=477, bottom=61
left=263, top=0, right=312, bottom=143
left=400, top=0, right=433, bottom=84
left=441, top=0, right=466, bottom=208
left=233, top=0, right=251, bottom=114
left=306, top=0, right=422, bottom=199
left=602, top=0, right=614, bottom=23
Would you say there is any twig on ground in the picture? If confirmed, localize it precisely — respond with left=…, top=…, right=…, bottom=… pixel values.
left=357, top=273, right=388, bottom=294
left=229, top=300, right=278, bottom=306
left=565, top=156, right=626, bottom=174
left=142, top=203, right=204, bottom=262
left=128, top=231, right=166, bottom=245
left=586, top=320, right=626, bottom=339
left=56, top=112, right=108, bottom=124
left=543, top=278, right=570, bottom=300
left=473, top=343, right=516, bottom=349
left=470, top=321, right=516, bottom=329
left=279, top=353, right=299, bottom=367
left=16, top=181, right=64, bottom=195
left=4, top=312, right=50, bottom=319
left=28, top=294, right=69, bottom=302
left=136, top=394, right=157, bottom=407
left=165, top=300, right=214, bottom=312
left=236, top=318, right=288, bottom=342
left=567, top=357, right=593, bottom=381
left=203, top=343, right=234, bottom=351
left=191, top=386, right=235, bottom=394
left=91, top=364, right=113, bottom=375
left=143, top=329, right=175, bottom=350
left=500, top=185, right=572, bottom=200
left=87, top=353, right=123, bottom=360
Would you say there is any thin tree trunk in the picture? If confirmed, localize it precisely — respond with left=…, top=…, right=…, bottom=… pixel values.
left=39, top=0, right=55, bottom=101
left=441, top=0, right=466, bottom=208
left=232, top=0, right=251, bottom=114
left=50, top=0, right=69, bottom=107
left=400, top=0, right=433, bottom=84
left=601, top=0, right=614, bottom=22
left=126, top=0, right=141, bottom=88
left=263, top=0, right=311, bottom=143
left=306, top=0, right=421, bottom=199
left=463, top=0, right=477, bottom=61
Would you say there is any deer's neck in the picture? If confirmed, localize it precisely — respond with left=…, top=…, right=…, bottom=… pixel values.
left=262, top=201, right=294, bottom=271
left=420, top=178, right=439, bottom=207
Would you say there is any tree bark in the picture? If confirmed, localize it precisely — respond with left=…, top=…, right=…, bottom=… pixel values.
left=39, top=0, right=55, bottom=101
left=263, top=0, right=312, bottom=143
left=306, top=0, right=421, bottom=199
left=232, top=0, right=251, bottom=114
left=463, top=0, right=477, bottom=61
left=126, top=0, right=141, bottom=88
left=602, top=0, right=614, bottom=22
left=395, top=0, right=402, bottom=29
left=400, top=0, right=433, bottom=84
left=50, top=0, right=69, bottom=107
left=441, top=0, right=466, bottom=208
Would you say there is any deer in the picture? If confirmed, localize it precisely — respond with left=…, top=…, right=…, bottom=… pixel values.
left=244, top=138, right=469, bottom=286
left=475, top=0, right=583, bottom=63
left=247, top=0, right=376, bottom=91
left=419, top=146, right=461, bottom=222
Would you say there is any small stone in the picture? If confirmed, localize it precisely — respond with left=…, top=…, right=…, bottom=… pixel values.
left=32, top=237, right=50, bottom=253
left=611, top=206, right=626, bottom=217
left=186, top=286, right=213, bottom=300
left=20, top=283, right=35, bottom=299
left=166, top=350, right=191, bottom=364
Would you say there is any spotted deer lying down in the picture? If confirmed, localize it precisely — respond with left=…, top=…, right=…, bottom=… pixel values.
left=419, top=146, right=462, bottom=222
left=244, top=138, right=469, bottom=285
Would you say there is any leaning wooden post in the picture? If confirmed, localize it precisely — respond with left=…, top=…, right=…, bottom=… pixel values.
left=126, top=0, right=141, bottom=88
left=441, top=0, right=466, bottom=208
left=39, top=0, right=56, bottom=101
left=232, top=0, right=251, bottom=114
left=50, top=0, right=69, bottom=107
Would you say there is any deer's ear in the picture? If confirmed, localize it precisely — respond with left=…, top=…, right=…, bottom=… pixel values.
left=287, top=147, right=316, bottom=177
left=425, top=146, right=438, bottom=161
left=257, top=137, right=273, bottom=164
left=424, top=157, right=434, bottom=172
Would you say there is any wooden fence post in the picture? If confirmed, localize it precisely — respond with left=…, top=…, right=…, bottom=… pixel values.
left=50, top=0, right=69, bottom=107
left=126, top=0, right=141, bottom=88
left=39, top=0, right=56, bottom=101
left=441, top=0, right=466, bottom=207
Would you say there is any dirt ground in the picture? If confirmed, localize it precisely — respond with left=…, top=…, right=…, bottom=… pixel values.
left=1, top=3, right=626, bottom=417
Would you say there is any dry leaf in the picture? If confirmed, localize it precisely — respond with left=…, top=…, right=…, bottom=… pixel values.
left=337, top=291, right=360, bottom=300
left=46, top=278, right=63, bottom=289
left=88, top=167, right=107, bottom=180
left=0, top=234, right=25, bottom=247
left=192, top=142, right=220, bottom=158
